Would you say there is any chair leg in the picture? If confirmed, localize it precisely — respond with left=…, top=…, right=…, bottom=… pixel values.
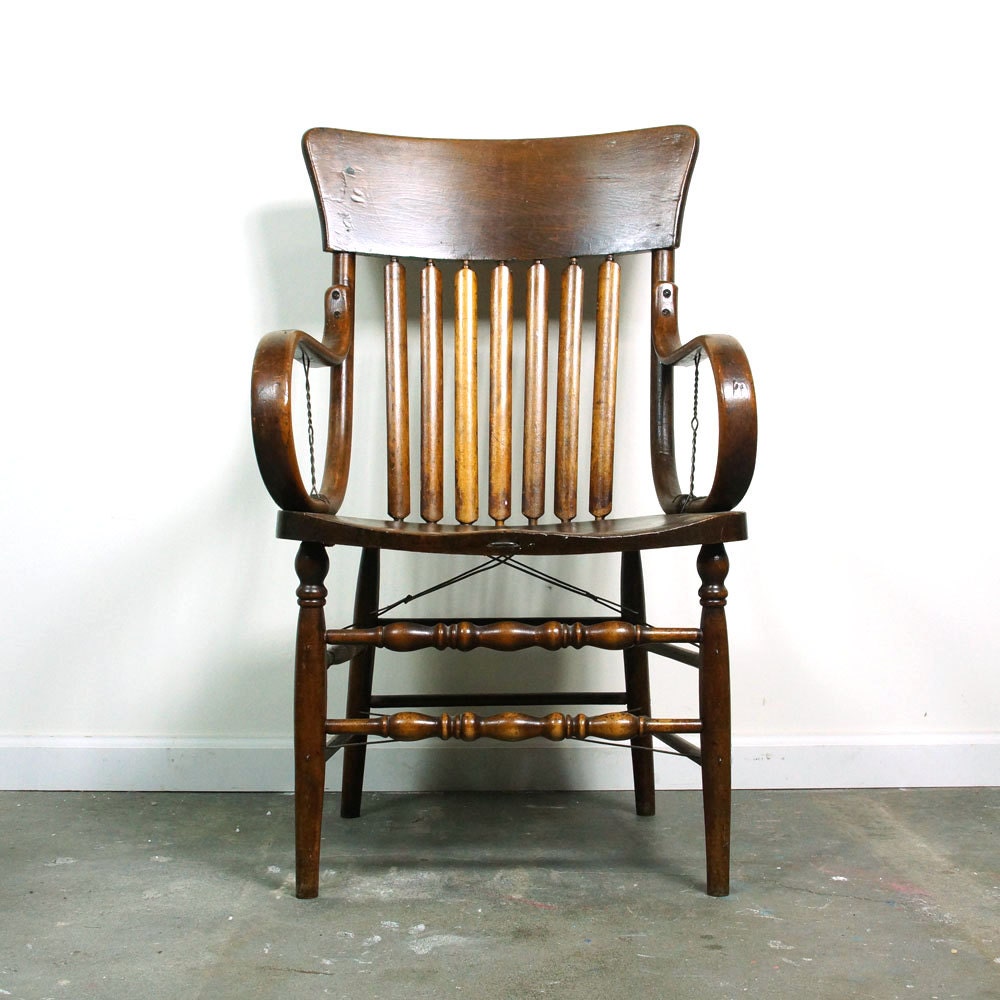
left=621, top=551, right=655, bottom=816
left=293, top=542, right=330, bottom=899
left=698, top=543, right=732, bottom=897
left=340, top=548, right=381, bottom=819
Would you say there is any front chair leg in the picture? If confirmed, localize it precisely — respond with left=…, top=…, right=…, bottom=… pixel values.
left=698, top=543, right=732, bottom=897
left=293, top=542, right=330, bottom=899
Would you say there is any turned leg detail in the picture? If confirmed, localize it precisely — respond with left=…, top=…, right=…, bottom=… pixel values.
left=698, top=543, right=731, bottom=897
left=294, top=542, right=330, bottom=899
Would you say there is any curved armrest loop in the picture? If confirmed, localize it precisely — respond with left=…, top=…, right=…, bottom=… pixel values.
left=651, top=334, right=757, bottom=513
left=251, top=329, right=353, bottom=514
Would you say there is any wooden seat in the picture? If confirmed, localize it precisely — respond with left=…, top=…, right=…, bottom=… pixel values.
left=251, top=126, right=757, bottom=899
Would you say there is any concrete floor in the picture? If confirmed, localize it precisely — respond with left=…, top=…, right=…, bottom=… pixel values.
left=1, top=789, right=998, bottom=999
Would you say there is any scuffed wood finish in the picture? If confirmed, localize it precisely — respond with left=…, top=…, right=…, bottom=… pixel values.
left=651, top=249, right=679, bottom=358
left=622, top=550, right=655, bottom=815
left=251, top=329, right=349, bottom=514
left=590, top=256, right=621, bottom=519
left=420, top=261, right=444, bottom=523
left=651, top=334, right=757, bottom=513
left=293, top=542, right=329, bottom=898
left=326, top=711, right=701, bottom=742
left=253, top=125, right=757, bottom=900
left=454, top=264, right=478, bottom=524
left=303, top=126, right=699, bottom=260
left=277, top=509, right=748, bottom=556
left=384, top=259, right=410, bottom=520
left=489, top=263, right=514, bottom=525
left=698, top=543, right=731, bottom=896
left=554, top=260, right=583, bottom=522
left=325, top=620, right=700, bottom=652
left=522, top=261, right=549, bottom=523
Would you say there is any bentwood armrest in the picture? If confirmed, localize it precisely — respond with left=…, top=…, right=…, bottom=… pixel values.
left=652, top=333, right=757, bottom=514
left=251, top=329, right=353, bottom=514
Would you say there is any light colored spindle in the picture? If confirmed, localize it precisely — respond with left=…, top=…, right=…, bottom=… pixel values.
left=554, top=258, right=583, bottom=522
left=420, top=261, right=444, bottom=523
left=384, top=258, right=410, bottom=520
left=489, top=262, right=513, bottom=525
left=455, top=263, right=479, bottom=524
left=522, top=261, right=549, bottom=524
left=590, top=256, right=621, bottom=518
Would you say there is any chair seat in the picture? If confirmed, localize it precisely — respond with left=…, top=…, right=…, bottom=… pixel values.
left=277, top=509, right=747, bottom=556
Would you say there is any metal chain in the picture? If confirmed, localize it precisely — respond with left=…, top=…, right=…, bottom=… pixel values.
left=300, top=350, right=323, bottom=500
left=679, top=350, right=702, bottom=512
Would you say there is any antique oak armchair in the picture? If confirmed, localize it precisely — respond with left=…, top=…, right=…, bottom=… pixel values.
left=251, top=126, right=756, bottom=899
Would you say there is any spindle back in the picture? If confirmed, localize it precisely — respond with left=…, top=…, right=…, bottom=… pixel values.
left=301, top=127, right=700, bottom=526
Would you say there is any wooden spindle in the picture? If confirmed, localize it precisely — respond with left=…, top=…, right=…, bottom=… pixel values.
left=325, top=710, right=702, bottom=743
left=384, top=258, right=410, bottom=520
left=590, top=256, right=621, bottom=519
left=522, top=260, right=549, bottom=524
left=420, top=261, right=444, bottom=523
left=325, top=620, right=701, bottom=653
left=489, top=262, right=513, bottom=525
left=455, top=263, right=479, bottom=524
left=554, top=259, right=583, bottom=522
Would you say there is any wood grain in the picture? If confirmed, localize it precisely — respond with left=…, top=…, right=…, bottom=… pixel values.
left=454, top=264, right=479, bottom=524
left=420, top=261, right=444, bottom=523
left=384, top=259, right=410, bottom=520
left=554, top=260, right=583, bottom=522
left=489, top=263, right=513, bottom=524
left=522, top=261, right=548, bottom=523
left=590, top=257, right=621, bottom=519
left=303, top=126, right=699, bottom=260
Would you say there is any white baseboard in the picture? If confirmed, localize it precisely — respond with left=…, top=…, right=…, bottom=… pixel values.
left=1, top=734, right=997, bottom=792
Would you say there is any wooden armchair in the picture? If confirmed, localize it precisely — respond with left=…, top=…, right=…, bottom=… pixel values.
left=251, top=126, right=757, bottom=898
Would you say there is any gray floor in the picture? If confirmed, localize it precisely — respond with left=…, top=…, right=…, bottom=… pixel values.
left=2, top=789, right=998, bottom=999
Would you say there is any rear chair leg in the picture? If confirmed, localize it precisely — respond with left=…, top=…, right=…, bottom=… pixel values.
left=621, top=551, right=655, bottom=816
left=294, top=542, right=330, bottom=899
left=698, top=543, right=731, bottom=897
left=341, top=548, right=381, bottom=819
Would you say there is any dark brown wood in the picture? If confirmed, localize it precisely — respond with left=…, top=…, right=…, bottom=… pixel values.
left=293, top=542, right=329, bottom=899
left=340, top=547, right=380, bottom=819
left=651, top=335, right=757, bottom=514
left=621, top=550, right=655, bottom=816
left=454, top=264, right=478, bottom=524
left=253, top=125, right=756, bottom=900
left=554, top=260, right=583, bottom=522
left=278, top=509, right=748, bottom=556
left=325, top=620, right=700, bottom=653
left=251, top=330, right=349, bottom=513
left=303, top=126, right=699, bottom=260
left=489, top=263, right=514, bottom=524
left=698, top=543, right=731, bottom=897
left=420, top=261, right=444, bottom=523
left=522, top=261, right=548, bottom=523
left=651, top=249, right=679, bottom=358
left=326, top=711, right=701, bottom=742
left=590, top=257, right=621, bottom=519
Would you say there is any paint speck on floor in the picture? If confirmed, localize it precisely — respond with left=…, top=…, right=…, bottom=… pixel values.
left=409, top=935, right=471, bottom=956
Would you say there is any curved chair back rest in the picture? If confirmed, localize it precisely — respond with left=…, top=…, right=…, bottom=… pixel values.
left=303, top=126, right=699, bottom=260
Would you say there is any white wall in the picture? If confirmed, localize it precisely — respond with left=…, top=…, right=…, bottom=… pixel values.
left=3, top=1, right=998, bottom=790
